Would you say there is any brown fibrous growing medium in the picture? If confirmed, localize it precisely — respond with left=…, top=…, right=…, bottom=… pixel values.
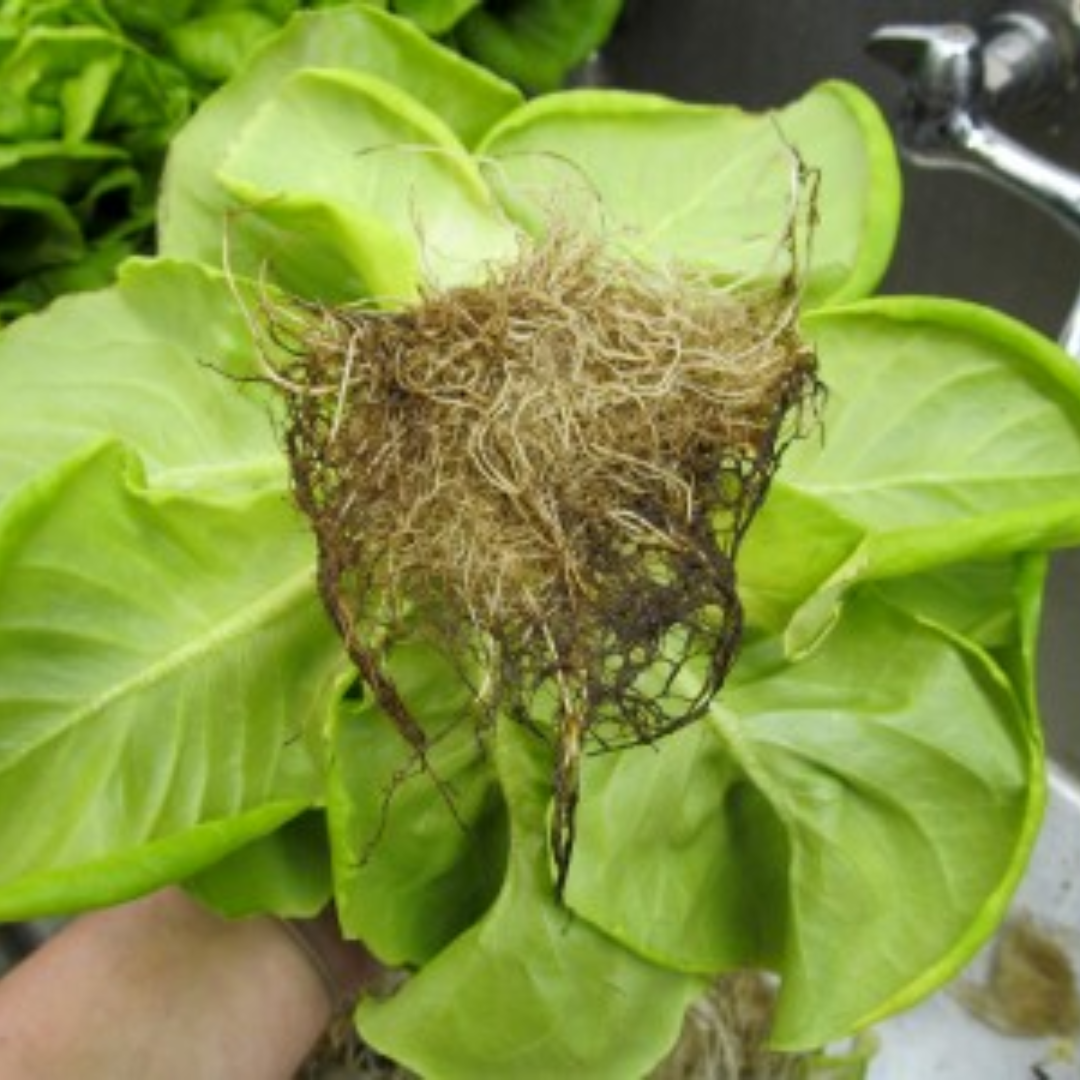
left=252, top=221, right=820, bottom=896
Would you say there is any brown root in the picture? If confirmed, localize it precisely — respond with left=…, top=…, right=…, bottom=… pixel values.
left=653, top=973, right=804, bottom=1080
left=253, top=215, right=820, bottom=895
left=955, top=911, right=1080, bottom=1038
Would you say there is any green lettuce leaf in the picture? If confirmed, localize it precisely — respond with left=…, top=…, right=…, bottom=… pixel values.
left=393, top=0, right=479, bottom=35
left=163, top=9, right=286, bottom=85
left=478, top=81, right=900, bottom=306
left=740, top=298, right=1080, bottom=648
left=565, top=581, right=1043, bottom=1049
left=216, top=67, right=516, bottom=299
left=0, top=6, right=190, bottom=313
left=0, top=26, right=126, bottom=142
left=454, top=0, right=624, bottom=92
left=0, top=441, right=343, bottom=918
left=357, top=720, right=706, bottom=1080
left=0, top=256, right=346, bottom=918
left=158, top=5, right=522, bottom=266
left=0, top=258, right=279, bottom=504
left=327, top=641, right=507, bottom=965
left=184, top=810, right=334, bottom=918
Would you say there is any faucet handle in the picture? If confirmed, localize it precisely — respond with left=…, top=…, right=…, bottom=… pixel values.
left=867, top=23, right=984, bottom=114
left=867, top=24, right=985, bottom=162
left=982, top=5, right=1077, bottom=111
left=870, top=7, right=1078, bottom=117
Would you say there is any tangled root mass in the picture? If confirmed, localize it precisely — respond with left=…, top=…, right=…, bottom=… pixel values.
left=258, top=225, right=819, bottom=895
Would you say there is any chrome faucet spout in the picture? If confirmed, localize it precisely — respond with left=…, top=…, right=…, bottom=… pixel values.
left=940, top=109, right=1080, bottom=238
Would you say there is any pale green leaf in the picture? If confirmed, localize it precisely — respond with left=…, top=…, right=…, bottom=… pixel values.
left=477, top=82, right=900, bottom=306
left=0, top=442, right=344, bottom=918
left=566, top=719, right=788, bottom=972
left=0, top=803, right=309, bottom=920
left=797, top=300, right=1080, bottom=538
left=159, top=5, right=522, bottom=264
left=567, top=587, right=1042, bottom=1050
left=358, top=721, right=705, bottom=1080
left=728, top=593, right=1042, bottom=1046
left=217, top=68, right=516, bottom=298
left=0, top=258, right=279, bottom=504
left=740, top=298, right=1080, bottom=643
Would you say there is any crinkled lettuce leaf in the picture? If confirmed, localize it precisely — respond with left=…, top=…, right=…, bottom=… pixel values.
left=0, top=5, right=190, bottom=316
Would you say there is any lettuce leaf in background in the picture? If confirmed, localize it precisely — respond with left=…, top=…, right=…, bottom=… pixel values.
left=394, top=0, right=478, bottom=35
left=3, top=8, right=1080, bottom=1077
left=0, top=3, right=190, bottom=317
left=452, top=0, right=625, bottom=92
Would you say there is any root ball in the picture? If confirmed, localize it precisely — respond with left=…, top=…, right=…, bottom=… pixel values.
left=257, top=224, right=820, bottom=892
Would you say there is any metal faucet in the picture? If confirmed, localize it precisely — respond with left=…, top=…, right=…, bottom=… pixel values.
left=868, top=3, right=1080, bottom=352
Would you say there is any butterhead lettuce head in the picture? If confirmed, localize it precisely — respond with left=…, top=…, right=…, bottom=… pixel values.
left=2, top=7, right=1080, bottom=1078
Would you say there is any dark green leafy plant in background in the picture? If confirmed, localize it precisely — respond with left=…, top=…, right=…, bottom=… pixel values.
left=4, top=7, right=1080, bottom=1078
left=0, top=0, right=622, bottom=320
